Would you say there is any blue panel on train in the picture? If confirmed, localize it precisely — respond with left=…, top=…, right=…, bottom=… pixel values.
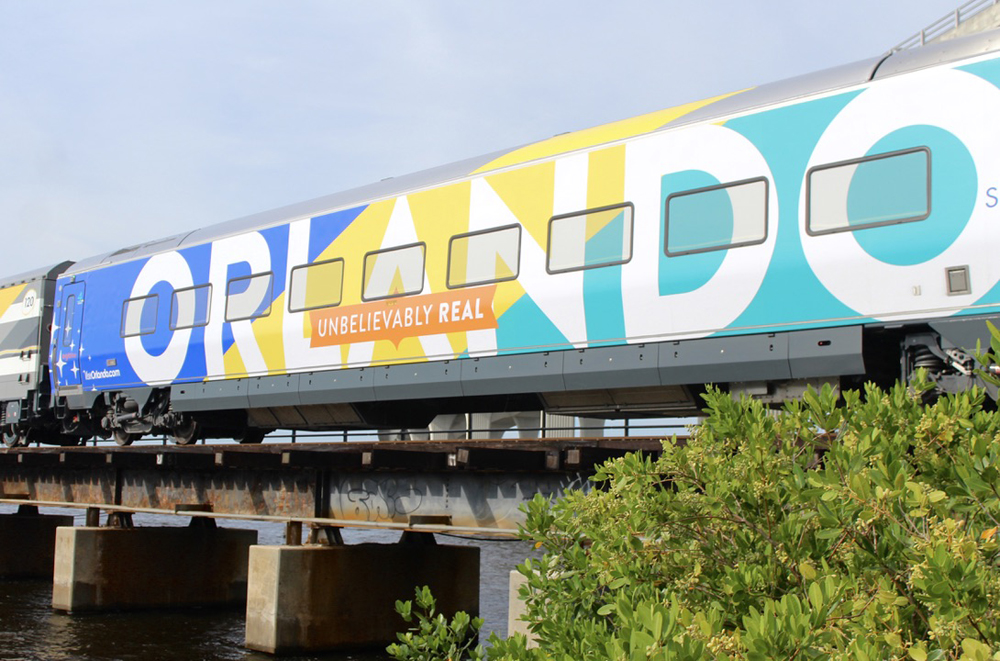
left=309, top=206, right=365, bottom=263
left=850, top=126, right=975, bottom=266
left=496, top=293, right=569, bottom=354
left=659, top=170, right=726, bottom=296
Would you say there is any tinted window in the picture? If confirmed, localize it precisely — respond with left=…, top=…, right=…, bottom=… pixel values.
left=121, top=295, right=158, bottom=337
left=225, top=273, right=273, bottom=321
left=362, top=243, right=425, bottom=301
left=665, top=177, right=768, bottom=255
left=170, top=284, right=212, bottom=330
left=448, top=225, right=521, bottom=288
left=547, top=203, right=633, bottom=273
left=807, top=147, right=930, bottom=235
left=289, top=259, right=345, bottom=312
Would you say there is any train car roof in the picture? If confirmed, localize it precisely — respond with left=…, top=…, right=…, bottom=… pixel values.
left=64, top=148, right=512, bottom=276
left=659, top=28, right=1000, bottom=130
left=63, top=28, right=1000, bottom=278
left=0, top=261, right=73, bottom=290
left=875, top=26, right=1000, bottom=77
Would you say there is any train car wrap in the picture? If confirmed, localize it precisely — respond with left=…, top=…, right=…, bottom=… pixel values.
left=41, top=30, right=1000, bottom=439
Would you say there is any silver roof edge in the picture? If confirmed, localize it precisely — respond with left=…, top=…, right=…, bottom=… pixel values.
left=178, top=148, right=512, bottom=249
left=66, top=232, right=193, bottom=276
left=874, top=27, right=1000, bottom=78
left=660, top=29, right=1000, bottom=135
left=1, top=261, right=73, bottom=289
left=64, top=147, right=514, bottom=276
left=659, top=55, right=886, bottom=131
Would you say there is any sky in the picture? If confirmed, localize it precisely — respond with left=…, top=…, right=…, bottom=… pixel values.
left=0, top=1, right=976, bottom=277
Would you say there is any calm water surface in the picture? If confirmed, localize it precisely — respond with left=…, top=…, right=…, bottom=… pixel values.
left=0, top=506, right=535, bottom=661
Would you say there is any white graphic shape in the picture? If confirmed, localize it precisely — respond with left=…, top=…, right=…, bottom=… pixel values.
left=124, top=251, right=194, bottom=384
left=206, top=232, right=271, bottom=376
left=801, top=67, right=1000, bottom=319
left=283, top=217, right=346, bottom=371
left=622, top=124, right=778, bottom=339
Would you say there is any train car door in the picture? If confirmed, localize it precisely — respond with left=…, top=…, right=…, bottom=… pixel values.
left=55, top=281, right=86, bottom=390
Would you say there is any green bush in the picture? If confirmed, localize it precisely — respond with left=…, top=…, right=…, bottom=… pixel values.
left=387, top=585, right=486, bottom=661
left=391, top=374, right=1000, bottom=660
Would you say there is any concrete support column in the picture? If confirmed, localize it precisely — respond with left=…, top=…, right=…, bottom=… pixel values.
left=0, top=506, right=74, bottom=578
left=245, top=541, right=480, bottom=654
left=508, top=569, right=538, bottom=647
left=52, top=525, right=257, bottom=612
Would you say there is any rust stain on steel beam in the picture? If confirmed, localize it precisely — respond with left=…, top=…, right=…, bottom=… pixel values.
left=118, top=470, right=317, bottom=518
left=0, top=468, right=117, bottom=505
left=326, top=471, right=593, bottom=530
left=0, top=438, right=667, bottom=530
left=0, top=467, right=317, bottom=519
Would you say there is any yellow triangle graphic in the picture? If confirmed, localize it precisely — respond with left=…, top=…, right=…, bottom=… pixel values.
left=495, top=252, right=515, bottom=280
left=494, top=278, right=526, bottom=320
left=585, top=211, right=616, bottom=241
left=408, top=181, right=471, bottom=293
left=0, top=284, right=25, bottom=314
left=319, top=198, right=396, bottom=308
left=473, top=90, right=746, bottom=174
left=485, top=162, right=554, bottom=251
left=251, top=294, right=286, bottom=374
left=222, top=341, right=248, bottom=378
left=388, top=267, right=405, bottom=297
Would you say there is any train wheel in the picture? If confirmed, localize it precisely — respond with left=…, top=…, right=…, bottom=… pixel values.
left=2, top=425, right=28, bottom=448
left=113, top=429, right=135, bottom=447
left=236, top=428, right=265, bottom=445
left=172, top=419, right=198, bottom=446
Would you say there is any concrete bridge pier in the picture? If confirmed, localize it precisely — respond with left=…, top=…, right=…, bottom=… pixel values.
left=0, top=505, right=74, bottom=578
left=244, top=531, right=480, bottom=654
left=51, top=517, right=257, bottom=612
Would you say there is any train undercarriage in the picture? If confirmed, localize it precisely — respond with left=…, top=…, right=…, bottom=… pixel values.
left=5, top=316, right=996, bottom=449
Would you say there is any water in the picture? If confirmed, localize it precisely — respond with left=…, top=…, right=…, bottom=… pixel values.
left=0, top=505, right=536, bottom=661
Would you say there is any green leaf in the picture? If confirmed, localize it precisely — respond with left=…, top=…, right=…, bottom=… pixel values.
left=808, top=581, right=824, bottom=612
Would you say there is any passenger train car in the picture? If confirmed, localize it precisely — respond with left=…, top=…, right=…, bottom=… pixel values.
left=3, top=30, right=1000, bottom=446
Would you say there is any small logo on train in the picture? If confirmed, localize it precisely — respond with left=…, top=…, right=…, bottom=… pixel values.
left=21, top=289, right=37, bottom=316
left=84, top=368, right=121, bottom=380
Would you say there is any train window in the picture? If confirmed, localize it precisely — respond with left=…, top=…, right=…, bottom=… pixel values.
left=170, top=284, right=212, bottom=330
left=225, top=272, right=273, bottom=322
left=121, top=294, right=158, bottom=337
left=665, top=177, right=768, bottom=256
left=362, top=243, right=425, bottom=301
left=447, top=225, right=521, bottom=288
left=546, top=203, right=633, bottom=274
left=288, top=258, right=345, bottom=312
left=807, top=147, right=930, bottom=235
left=61, top=296, right=76, bottom=346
